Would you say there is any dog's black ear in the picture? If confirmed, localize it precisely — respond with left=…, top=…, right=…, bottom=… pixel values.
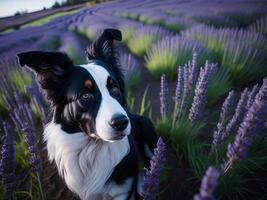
left=86, top=28, right=121, bottom=62
left=17, top=51, right=73, bottom=104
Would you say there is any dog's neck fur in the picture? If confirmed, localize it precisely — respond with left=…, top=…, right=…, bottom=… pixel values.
left=43, top=122, right=130, bottom=200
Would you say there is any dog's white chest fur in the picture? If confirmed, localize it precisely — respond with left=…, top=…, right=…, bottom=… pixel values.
left=44, top=122, right=130, bottom=200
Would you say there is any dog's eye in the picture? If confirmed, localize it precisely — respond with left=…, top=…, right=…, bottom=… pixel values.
left=111, top=85, right=119, bottom=91
left=81, top=93, right=92, bottom=100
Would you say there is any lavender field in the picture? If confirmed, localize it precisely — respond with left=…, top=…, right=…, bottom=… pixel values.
left=1, top=0, right=267, bottom=199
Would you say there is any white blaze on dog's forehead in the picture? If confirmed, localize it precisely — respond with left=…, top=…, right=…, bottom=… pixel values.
left=80, top=63, right=131, bottom=141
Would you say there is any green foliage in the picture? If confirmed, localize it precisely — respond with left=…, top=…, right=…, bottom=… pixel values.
left=22, top=10, right=80, bottom=28
left=139, top=14, right=165, bottom=26
left=207, top=68, right=232, bottom=106
left=127, top=26, right=168, bottom=57
left=164, top=23, right=187, bottom=33
left=222, top=12, right=263, bottom=28
left=221, top=42, right=266, bottom=85
left=156, top=115, right=209, bottom=196
left=248, top=14, right=267, bottom=37
left=125, top=69, right=141, bottom=92
left=126, top=92, right=135, bottom=112
left=138, top=87, right=151, bottom=116
left=126, top=87, right=152, bottom=118
left=191, top=15, right=236, bottom=28
left=14, top=133, right=30, bottom=171
left=216, top=137, right=267, bottom=199
left=187, top=141, right=210, bottom=180
left=156, top=115, right=204, bottom=158
left=128, top=34, right=160, bottom=57
left=120, top=25, right=137, bottom=43
left=39, top=36, right=61, bottom=50
left=64, top=47, right=86, bottom=64
left=0, top=93, right=8, bottom=116
left=9, top=69, right=31, bottom=95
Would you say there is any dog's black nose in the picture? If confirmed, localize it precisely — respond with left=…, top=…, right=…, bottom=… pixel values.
left=109, top=113, right=129, bottom=131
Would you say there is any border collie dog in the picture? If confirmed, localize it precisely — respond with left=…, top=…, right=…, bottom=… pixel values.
left=17, top=29, right=158, bottom=200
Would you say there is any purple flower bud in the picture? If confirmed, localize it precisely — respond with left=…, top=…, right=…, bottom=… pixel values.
left=177, top=66, right=190, bottom=119
left=189, top=61, right=217, bottom=123
left=160, top=74, right=169, bottom=120
left=173, top=66, right=184, bottom=104
left=194, top=166, right=219, bottom=200
left=212, top=91, right=236, bottom=149
left=221, top=88, right=249, bottom=142
left=188, top=52, right=199, bottom=89
left=22, top=124, right=42, bottom=172
left=142, top=138, right=166, bottom=200
left=0, top=122, right=16, bottom=193
left=227, top=77, right=267, bottom=160
left=246, top=84, right=259, bottom=109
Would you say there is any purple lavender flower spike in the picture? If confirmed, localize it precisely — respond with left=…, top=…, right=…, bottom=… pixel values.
left=189, top=61, right=217, bottom=123
left=0, top=122, right=16, bottom=193
left=22, top=123, right=41, bottom=172
left=177, top=66, right=189, bottom=119
left=194, top=166, right=220, bottom=200
left=221, top=88, right=249, bottom=142
left=173, top=66, right=184, bottom=105
left=226, top=77, right=267, bottom=161
left=160, top=74, right=169, bottom=120
left=212, top=90, right=236, bottom=150
left=246, top=84, right=259, bottom=109
left=142, top=137, right=166, bottom=200
left=188, top=52, right=199, bottom=88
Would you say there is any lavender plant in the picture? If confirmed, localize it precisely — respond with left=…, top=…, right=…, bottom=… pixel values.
left=128, top=25, right=170, bottom=57
left=220, top=89, right=250, bottom=144
left=118, top=52, right=141, bottom=91
left=142, top=137, right=166, bottom=200
left=188, top=61, right=217, bottom=123
left=0, top=122, right=16, bottom=196
left=8, top=91, right=42, bottom=170
left=7, top=91, right=44, bottom=199
left=118, top=21, right=141, bottom=43
left=182, top=25, right=267, bottom=85
left=248, top=14, right=267, bottom=37
left=193, top=166, right=220, bottom=200
left=160, top=74, right=169, bottom=121
left=145, top=36, right=207, bottom=79
left=225, top=77, right=267, bottom=172
left=163, top=16, right=196, bottom=33
left=212, top=90, right=236, bottom=150
left=58, top=32, right=85, bottom=64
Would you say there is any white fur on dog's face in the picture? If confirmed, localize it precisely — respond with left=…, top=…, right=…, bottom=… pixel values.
left=81, top=63, right=131, bottom=142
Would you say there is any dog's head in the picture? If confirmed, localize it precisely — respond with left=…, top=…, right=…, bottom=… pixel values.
left=17, top=29, right=131, bottom=142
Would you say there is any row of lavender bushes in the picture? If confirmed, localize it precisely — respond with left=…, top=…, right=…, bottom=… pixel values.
left=118, top=19, right=267, bottom=86
left=110, top=10, right=267, bottom=109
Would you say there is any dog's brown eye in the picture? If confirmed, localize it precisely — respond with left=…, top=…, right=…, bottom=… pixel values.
left=82, top=93, right=91, bottom=100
